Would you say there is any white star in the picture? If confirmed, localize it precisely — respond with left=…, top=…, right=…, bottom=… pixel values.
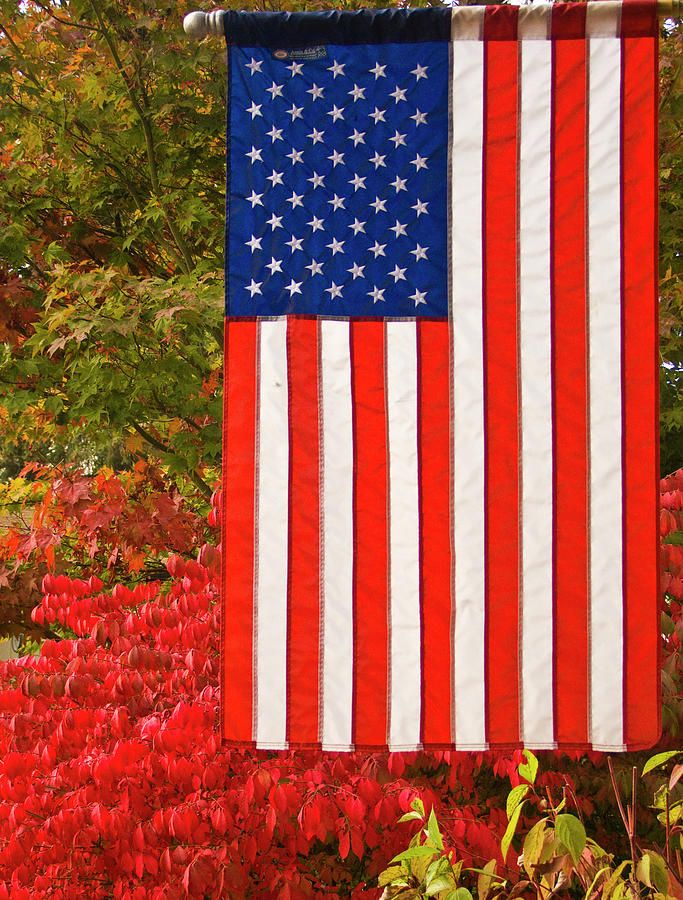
left=326, top=282, right=343, bottom=299
left=369, top=242, right=386, bottom=258
left=328, top=60, right=345, bottom=78
left=411, top=154, right=428, bottom=172
left=370, top=196, right=387, bottom=214
left=306, top=259, right=324, bottom=276
left=411, top=63, right=428, bottom=81
left=328, top=149, right=345, bottom=167
left=390, top=85, right=408, bottom=103
left=308, top=127, right=325, bottom=145
left=327, top=237, right=345, bottom=255
left=245, top=235, right=262, bottom=252
left=307, top=83, right=325, bottom=101
left=328, top=105, right=345, bottom=122
left=349, top=174, right=366, bottom=192
left=286, top=235, right=304, bottom=253
left=266, top=81, right=283, bottom=99
left=412, top=199, right=429, bottom=216
left=390, top=175, right=407, bottom=193
left=267, top=169, right=284, bottom=186
left=389, top=264, right=406, bottom=282
left=287, top=103, right=304, bottom=121
left=348, top=83, right=366, bottom=102
left=266, top=257, right=283, bottom=275
left=411, top=109, right=428, bottom=126
left=287, top=61, right=304, bottom=76
left=369, top=61, right=386, bottom=79
left=246, top=101, right=262, bottom=119
left=246, top=58, right=263, bottom=75
left=246, top=190, right=263, bottom=208
left=246, top=146, right=263, bottom=164
left=369, top=107, right=386, bottom=124
left=266, top=213, right=283, bottom=230
left=389, top=131, right=407, bottom=148
left=287, top=191, right=304, bottom=209
left=308, top=215, right=325, bottom=232
left=349, top=129, right=366, bottom=146
left=369, top=285, right=385, bottom=303
left=267, top=125, right=283, bottom=142
left=287, top=148, right=304, bottom=165
left=328, top=194, right=346, bottom=211
left=246, top=279, right=262, bottom=297
left=370, top=152, right=386, bottom=169
left=348, top=218, right=366, bottom=235
left=390, top=220, right=407, bottom=238
left=285, top=279, right=302, bottom=296
left=411, top=289, right=427, bottom=306
left=411, top=244, right=429, bottom=261
left=348, top=262, right=365, bottom=279
left=308, top=172, right=325, bottom=189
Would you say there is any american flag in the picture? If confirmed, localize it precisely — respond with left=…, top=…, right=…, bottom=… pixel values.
left=220, top=2, right=660, bottom=752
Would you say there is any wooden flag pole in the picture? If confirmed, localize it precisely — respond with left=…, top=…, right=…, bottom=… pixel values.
left=183, top=0, right=681, bottom=37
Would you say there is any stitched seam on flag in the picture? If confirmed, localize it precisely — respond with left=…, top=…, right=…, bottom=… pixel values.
left=516, top=38, right=524, bottom=748
left=417, top=321, right=426, bottom=747
left=350, top=325, right=358, bottom=750
left=220, top=319, right=228, bottom=742
left=285, top=322, right=294, bottom=746
left=446, top=38, right=456, bottom=749
left=225, top=45, right=233, bottom=317
left=653, top=27, right=662, bottom=746
left=252, top=322, right=262, bottom=744
left=317, top=318, right=325, bottom=747
left=481, top=38, right=490, bottom=750
left=383, top=320, right=392, bottom=748
left=584, top=44, right=593, bottom=749
left=619, top=29, right=628, bottom=750
left=549, top=36, right=559, bottom=748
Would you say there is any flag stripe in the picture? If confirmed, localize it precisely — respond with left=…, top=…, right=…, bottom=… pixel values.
left=588, top=37, right=624, bottom=750
left=550, top=31, right=590, bottom=746
left=255, top=320, right=289, bottom=748
left=450, top=39, right=486, bottom=750
left=417, top=319, right=453, bottom=746
left=483, top=33, right=520, bottom=746
left=621, top=32, right=660, bottom=748
left=222, top=319, right=258, bottom=742
left=386, top=321, right=422, bottom=750
left=351, top=322, right=389, bottom=748
left=286, top=317, right=321, bottom=745
left=519, top=38, right=554, bottom=748
left=321, top=320, right=355, bottom=750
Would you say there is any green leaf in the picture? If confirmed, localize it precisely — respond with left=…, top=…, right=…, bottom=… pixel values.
left=390, top=844, right=438, bottom=865
left=398, top=811, right=424, bottom=823
left=518, top=750, right=539, bottom=785
left=506, top=784, right=530, bottom=820
left=501, top=801, right=525, bottom=863
left=378, top=865, right=409, bottom=887
left=426, top=875, right=457, bottom=896
left=521, top=818, right=548, bottom=876
left=643, top=750, right=682, bottom=775
left=443, top=890, right=473, bottom=900
left=554, top=814, right=586, bottom=865
left=427, top=808, right=444, bottom=851
left=476, top=859, right=499, bottom=900
left=636, top=851, right=669, bottom=894
left=411, top=797, right=426, bottom=818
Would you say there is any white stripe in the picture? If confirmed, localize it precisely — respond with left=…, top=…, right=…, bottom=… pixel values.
left=450, top=41, right=487, bottom=751
left=255, top=319, right=289, bottom=749
left=320, top=321, right=354, bottom=751
left=519, top=40, right=555, bottom=748
left=588, top=38, right=624, bottom=751
left=386, top=321, right=421, bottom=751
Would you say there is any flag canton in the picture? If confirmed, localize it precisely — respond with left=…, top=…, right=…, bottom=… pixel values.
left=227, top=42, right=449, bottom=318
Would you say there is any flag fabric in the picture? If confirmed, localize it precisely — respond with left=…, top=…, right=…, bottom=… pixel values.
left=220, top=1, right=660, bottom=752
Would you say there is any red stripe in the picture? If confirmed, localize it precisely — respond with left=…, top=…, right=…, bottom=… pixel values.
left=482, top=31, right=520, bottom=746
left=550, top=28, right=589, bottom=746
left=417, top=320, right=452, bottom=746
left=621, top=33, right=660, bottom=748
left=286, top=318, right=321, bottom=745
left=351, top=321, right=389, bottom=747
left=222, top=319, right=258, bottom=742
